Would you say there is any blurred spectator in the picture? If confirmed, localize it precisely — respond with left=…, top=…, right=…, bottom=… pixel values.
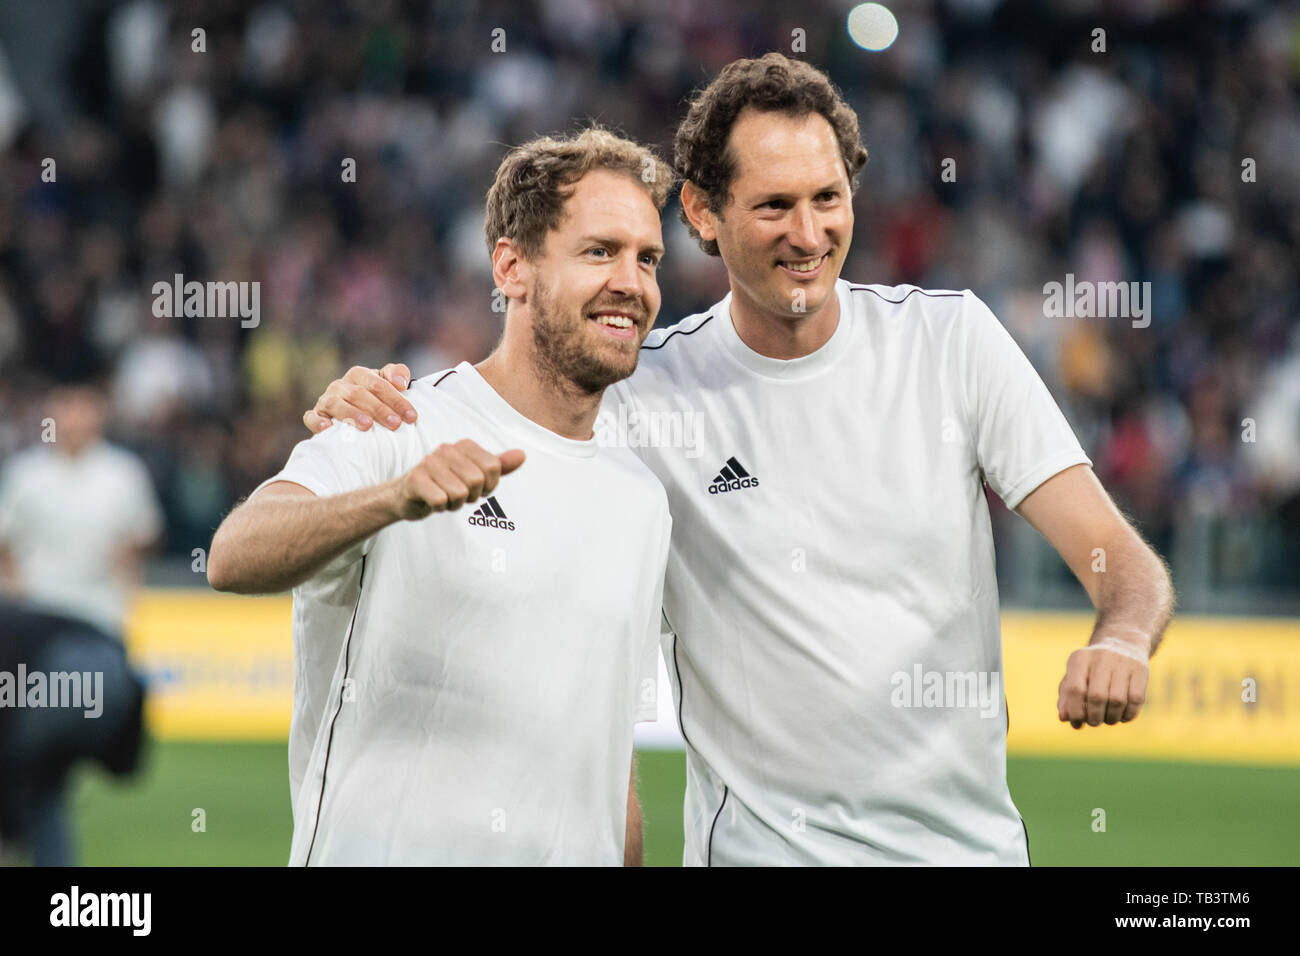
left=0, top=384, right=156, bottom=864
left=0, top=385, right=163, bottom=632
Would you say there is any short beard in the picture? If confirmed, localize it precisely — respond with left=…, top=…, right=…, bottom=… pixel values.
left=530, top=278, right=638, bottom=395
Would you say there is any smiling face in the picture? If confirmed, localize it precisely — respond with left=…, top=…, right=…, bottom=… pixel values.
left=520, top=168, right=664, bottom=394
left=695, top=108, right=854, bottom=328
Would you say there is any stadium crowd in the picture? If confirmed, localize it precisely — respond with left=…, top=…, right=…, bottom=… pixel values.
left=0, top=0, right=1296, bottom=593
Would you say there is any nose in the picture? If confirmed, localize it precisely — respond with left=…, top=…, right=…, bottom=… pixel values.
left=606, top=250, right=645, bottom=300
left=788, top=202, right=820, bottom=253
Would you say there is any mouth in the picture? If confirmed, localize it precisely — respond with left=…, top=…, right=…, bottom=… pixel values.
left=587, top=309, right=641, bottom=340
left=777, top=252, right=830, bottom=280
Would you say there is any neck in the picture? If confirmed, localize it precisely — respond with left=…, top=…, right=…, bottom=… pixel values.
left=729, top=284, right=841, bottom=360
left=59, top=440, right=94, bottom=459
left=476, top=340, right=604, bottom=442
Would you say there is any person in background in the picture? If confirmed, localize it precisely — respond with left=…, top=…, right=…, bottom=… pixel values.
left=0, top=383, right=161, bottom=865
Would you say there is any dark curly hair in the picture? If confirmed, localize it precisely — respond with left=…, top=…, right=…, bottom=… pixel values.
left=484, top=126, right=673, bottom=261
left=674, top=53, right=869, bottom=256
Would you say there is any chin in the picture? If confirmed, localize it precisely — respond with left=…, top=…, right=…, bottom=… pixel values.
left=801, top=283, right=837, bottom=313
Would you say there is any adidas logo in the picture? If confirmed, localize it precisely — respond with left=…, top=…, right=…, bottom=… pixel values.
left=467, top=496, right=516, bottom=530
left=708, top=456, right=759, bottom=495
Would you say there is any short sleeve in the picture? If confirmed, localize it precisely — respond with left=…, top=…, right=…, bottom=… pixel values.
left=254, top=421, right=412, bottom=571
left=0, top=454, right=38, bottom=546
left=255, top=420, right=407, bottom=500
left=960, top=291, right=1092, bottom=509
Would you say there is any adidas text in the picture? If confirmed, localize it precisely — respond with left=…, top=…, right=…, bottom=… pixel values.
left=709, top=476, right=759, bottom=495
left=468, top=514, right=515, bottom=531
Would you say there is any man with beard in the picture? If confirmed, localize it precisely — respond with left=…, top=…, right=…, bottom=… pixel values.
left=310, top=55, right=1174, bottom=867
left=206, top=127, right=673, bottom=866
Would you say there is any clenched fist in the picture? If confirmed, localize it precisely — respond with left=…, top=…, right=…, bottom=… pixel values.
left=1057, top=635, right=1149, bottom=728
left=390, top=439, right=525, bottom=520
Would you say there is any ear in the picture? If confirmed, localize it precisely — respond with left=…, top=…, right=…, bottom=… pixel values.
left=680, top=181, right=719, bottom=244
left=491, top=238, right=528, bottom=300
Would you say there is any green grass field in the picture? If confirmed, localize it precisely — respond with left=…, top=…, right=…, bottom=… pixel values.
left=63, top=741, right=1300, bottom=866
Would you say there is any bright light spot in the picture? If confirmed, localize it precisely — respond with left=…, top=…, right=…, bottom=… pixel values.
left=847, top=3, right=899, bottom=52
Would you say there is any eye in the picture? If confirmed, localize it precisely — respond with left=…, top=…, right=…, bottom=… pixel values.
left=640, top=253, right=661, bottom=267
left=816, top=191, right=838, bottom=202
left=588, top=246, right=610, bottom=258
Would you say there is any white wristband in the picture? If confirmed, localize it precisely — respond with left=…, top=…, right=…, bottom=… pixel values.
left=1086, top=633, right=1151, bottom=665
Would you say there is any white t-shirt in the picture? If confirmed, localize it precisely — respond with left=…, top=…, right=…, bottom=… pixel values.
left=604, top=279, right=1091, bottom=865
left=259, top=362, right=670, bottom=866
left=0, top=441, right=163, bottom=635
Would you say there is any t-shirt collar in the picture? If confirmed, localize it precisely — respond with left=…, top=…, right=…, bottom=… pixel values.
left=715, top=279, right=853, bottom=380
left=449, top=362, right=600, bottom=458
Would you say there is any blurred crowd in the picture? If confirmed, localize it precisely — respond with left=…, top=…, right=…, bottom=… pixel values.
left=0, top=0, right=1296, bottom=593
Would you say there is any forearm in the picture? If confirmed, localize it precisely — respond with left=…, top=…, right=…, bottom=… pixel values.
left=111, top=536, right=158, bottom=589
left=208, top=481, right=400, bottom=594
left=1087, top=530, right=1175, bottom=656
left=624, top=755, right=643, bottom=867
left=0, top=543, right=21, bottom=594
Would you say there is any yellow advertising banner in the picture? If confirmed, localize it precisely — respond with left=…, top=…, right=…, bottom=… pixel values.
left=1001, top=610, right=1300, bottom=765
left=125, top=589, right=294, bottom=740
left=123, top=591, right=1300, bottom=765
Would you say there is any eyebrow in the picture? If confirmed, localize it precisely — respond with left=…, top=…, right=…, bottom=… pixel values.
left=750, top=183, right=844, bottom=204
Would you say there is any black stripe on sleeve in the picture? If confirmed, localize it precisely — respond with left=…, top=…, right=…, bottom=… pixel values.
left=848, top=285, right=965, bottom=304
left=640, top=315, right=714, bottom=350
